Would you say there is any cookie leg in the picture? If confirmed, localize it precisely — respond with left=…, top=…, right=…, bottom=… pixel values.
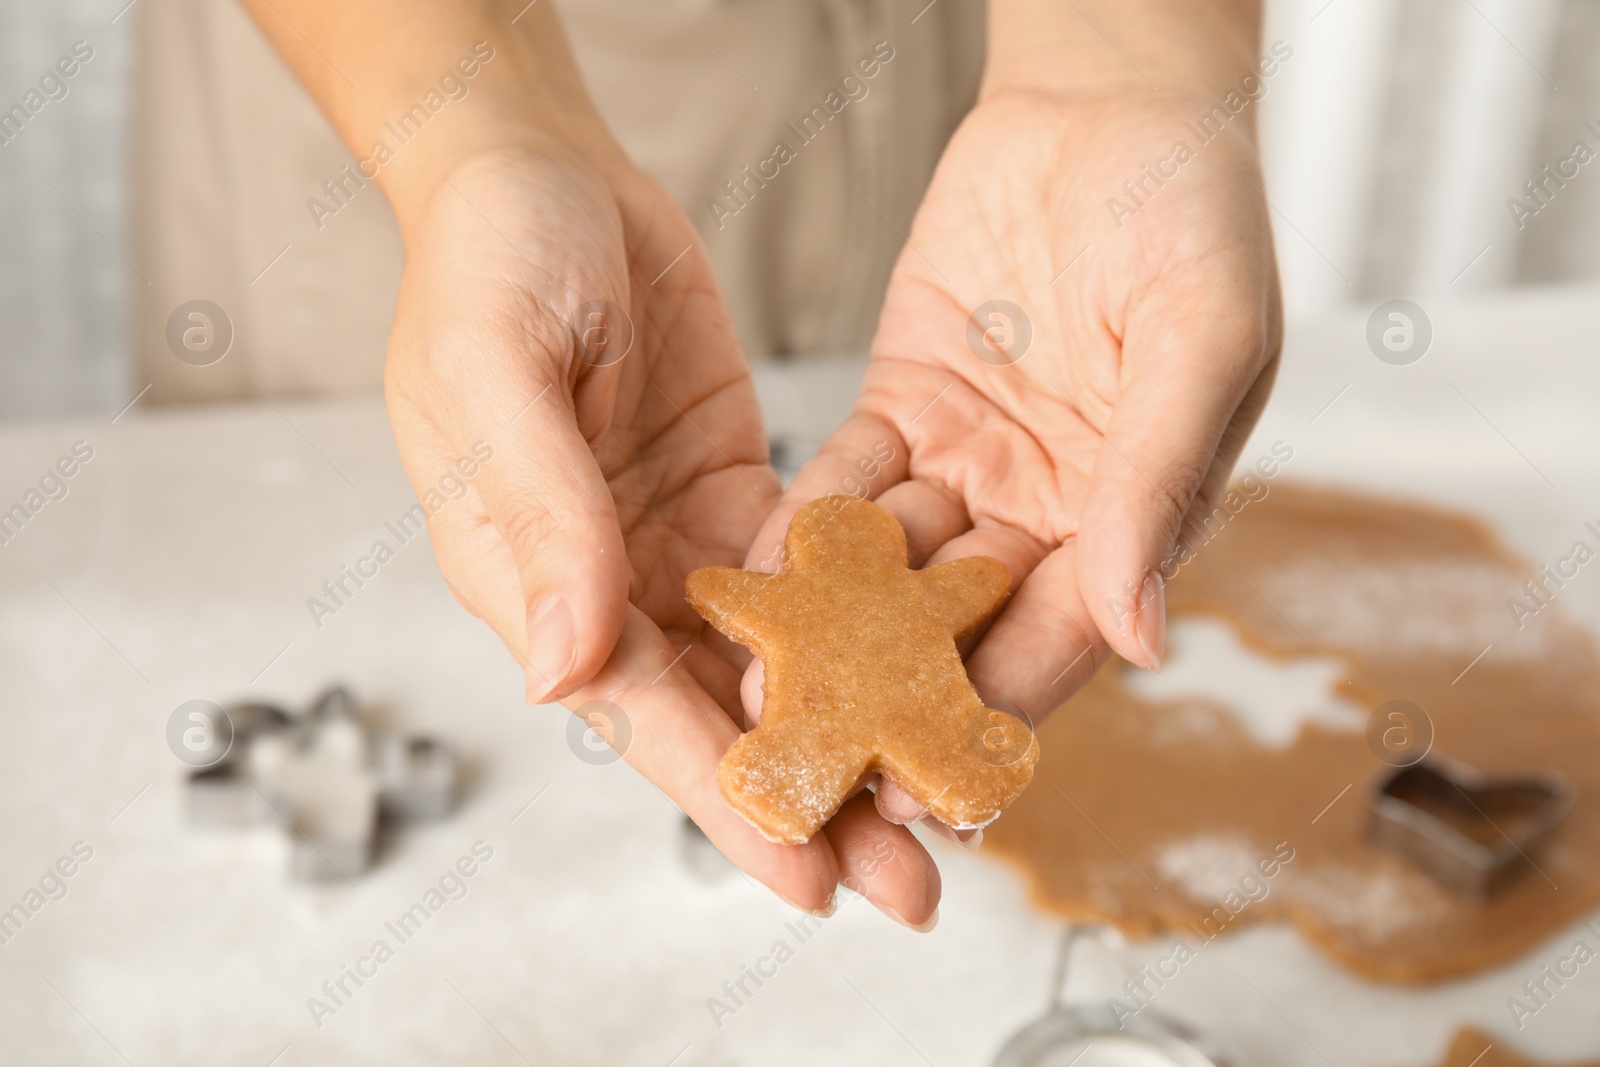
left=718, top=721, right=874, bottom=845
left=880, top=703, right=1038, bottom=830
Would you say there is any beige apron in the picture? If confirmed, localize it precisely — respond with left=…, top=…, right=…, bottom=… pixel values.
left=133, top=0, right=984, bottom=404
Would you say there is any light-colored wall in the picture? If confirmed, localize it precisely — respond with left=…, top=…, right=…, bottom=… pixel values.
left=1259, top=0, right=1600, bottom=310
left=0, top=1, right=131, bottom=420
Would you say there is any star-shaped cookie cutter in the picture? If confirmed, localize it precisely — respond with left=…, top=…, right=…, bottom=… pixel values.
left=1367, top=757, right=1571, bottom=899
left=185, top=686, right=459, bottom=881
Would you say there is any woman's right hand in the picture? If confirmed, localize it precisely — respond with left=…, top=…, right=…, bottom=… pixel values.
left=235, top=0, right=942, bottom=924
left=383, top=144, right=944, bottom=925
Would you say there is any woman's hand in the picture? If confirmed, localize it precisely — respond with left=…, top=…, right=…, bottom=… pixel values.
left=385, top=145, right=943, bottom=923
left=746, top=84, right=1283, bottom=825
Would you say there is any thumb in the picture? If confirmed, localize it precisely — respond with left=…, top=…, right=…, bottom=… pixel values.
left=1076, top=304, right=1273, bottom=670
left=472, top=379, right=630, bottom=703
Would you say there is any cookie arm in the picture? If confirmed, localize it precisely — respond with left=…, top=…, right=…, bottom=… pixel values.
left=684, top=566, right=780, bottom=651
left=916, top=556, right=1012, bottom=640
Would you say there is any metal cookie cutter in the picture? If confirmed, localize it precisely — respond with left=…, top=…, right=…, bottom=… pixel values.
left=185, top=701, right=293, bottom=827
left=185, top=686, right=460, bottom=882
left=252, top=687, right=381, bottom=881
left=1368, top=757, right=1571, bottom=899
left=993, top=925, right=1234, bottom=1067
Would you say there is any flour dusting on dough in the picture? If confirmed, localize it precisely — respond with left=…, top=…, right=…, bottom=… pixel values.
left=1142, top=703, right=1228, bottom=747
left=1259, top=554, right=1544, bottom=660
left=1156, top=835, right=1263, bottom=903
left=1284, top=864, right=1454, bottom=942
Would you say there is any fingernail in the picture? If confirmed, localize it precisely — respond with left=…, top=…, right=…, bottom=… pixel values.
left=921, top=819, right=983, bottom=851
left=526, top=595, right=575, bottom=704
left=775, top=888, right=835, bottom=917
left=879, top=805, right=921, bottom=828
left=873, top=901, right=939, bottom=932
left=1135, top=570, right=1165, bottom=671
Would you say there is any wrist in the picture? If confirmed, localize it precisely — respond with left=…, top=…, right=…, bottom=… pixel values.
left=371, top=40, right=628, bottom=236
left=378, top=113, right=622, bottom=244
left=981, top=0, right=1264, bottom=110
left=239, top=0, right=628, bottom=238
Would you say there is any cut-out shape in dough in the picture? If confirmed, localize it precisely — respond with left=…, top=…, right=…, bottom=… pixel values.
left=1124, top=616, right=1366, bottom=749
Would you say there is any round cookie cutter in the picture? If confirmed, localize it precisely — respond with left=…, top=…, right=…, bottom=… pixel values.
left=993, top=926, right=1234, bottom=1067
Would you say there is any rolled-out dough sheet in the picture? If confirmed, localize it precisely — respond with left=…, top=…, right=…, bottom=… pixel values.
left=984, top=483, right=1600, bottom=984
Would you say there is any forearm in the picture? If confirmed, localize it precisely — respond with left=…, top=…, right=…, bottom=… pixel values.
left=237, top=0, right=622, bottom=229
left=983, top=0, right=1263, bottom=115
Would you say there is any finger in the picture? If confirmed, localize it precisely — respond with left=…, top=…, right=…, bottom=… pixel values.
left=911, top=810, right=983, bottom=849
left=383, top=228, right=631, bottom=706
left=872, top=480, right=971, bottom=568
left=874, top=781, right=927, bottom=825
left=574, top=608, right=840, bottom=912
left=874, top=794, right=1010, bottom=840
left=873, top=780, right=986, bottom=839
left=466, top=379, right=630, bottom=704
left=744, top=413, right=908, bottom=572
left=922, top=525, right=1052, bottom=655
left=872, top=783, right=982, bottom=845
left=964, top=542, right=1111, bottom=720
left=386, top=408, right=530, bottom=668
left=1184, top=355, right=1282, bottom=527
left=676, top=633, right=745, bottom=727
left=921, top=524, right=1050, bottom=581
left=740, top=656, right=764, bottom=728
left=1077, top=288, right=1276, bottom=670
left=823, top=792, right=941, bottom=929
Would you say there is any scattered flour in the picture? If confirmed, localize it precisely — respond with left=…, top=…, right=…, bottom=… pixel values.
left=1156, top=834, right=1264, bottom=903
left=1257, top=553, right=1544, bottom=660
left=1157, top=837, right=1455, bottom=942
left=1283, top=864, right=1455, bottom=941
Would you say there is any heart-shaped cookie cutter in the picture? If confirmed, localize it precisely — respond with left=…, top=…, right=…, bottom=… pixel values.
left=1367, top=757, right=1571, bottom=899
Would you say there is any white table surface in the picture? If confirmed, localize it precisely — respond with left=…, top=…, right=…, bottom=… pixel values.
left=3, top=284, right=1600, bottom=1066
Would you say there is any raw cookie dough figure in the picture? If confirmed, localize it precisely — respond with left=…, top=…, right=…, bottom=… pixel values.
left=688, top=496, right=1036, bottom=844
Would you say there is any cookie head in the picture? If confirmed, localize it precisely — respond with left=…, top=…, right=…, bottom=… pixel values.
left=783, top=495, right=907, bottom=571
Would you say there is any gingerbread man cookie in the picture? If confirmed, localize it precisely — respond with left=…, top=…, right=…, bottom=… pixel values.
left=685, top=495, right=1038, bottom=845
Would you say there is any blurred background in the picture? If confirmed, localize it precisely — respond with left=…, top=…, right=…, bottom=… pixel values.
left=7, top=4, right=1600, bottom=1065
left=3, top=0, right=1600, bottom=419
